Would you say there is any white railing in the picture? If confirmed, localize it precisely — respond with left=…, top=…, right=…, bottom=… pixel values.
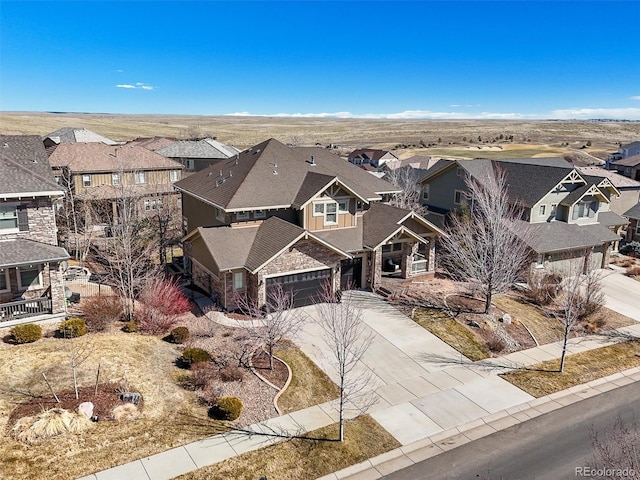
left=411, top=259, right=428, bottom=273
left=0, top=297, right=52, bottom=322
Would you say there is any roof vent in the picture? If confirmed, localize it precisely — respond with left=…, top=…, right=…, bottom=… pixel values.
left=229, top=169, right=232, bottom=177
left=2, top=143, right=8, bottom=148
left=216, top=178, right=225, bottom=186
left=219, top=169, right=223, bottom=177
left=310, top=155, right=316, bottom=166
left=273, top=169, right=278, bottom=175
left=207, top=171, right=213, bottom=176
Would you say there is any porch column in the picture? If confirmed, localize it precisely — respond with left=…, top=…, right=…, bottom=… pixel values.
left=401, top=243, right=418, bottom=278
left=372, top=249, right=382, bottom=290
left=48, top=262, right=67, bottom=315
left=427, top=238, right=436, bottom=272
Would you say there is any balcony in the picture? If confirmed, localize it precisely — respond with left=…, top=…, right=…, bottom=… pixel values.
left=0, top=297, right=52, bottom=323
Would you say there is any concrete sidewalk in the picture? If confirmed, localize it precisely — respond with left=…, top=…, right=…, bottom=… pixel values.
left=82, top=289, right=640, bottom=480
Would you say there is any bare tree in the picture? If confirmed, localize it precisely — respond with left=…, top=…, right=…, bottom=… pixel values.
left=235, top=282, right=306, bottom=370
left=385, top=165, right=427, bottom=214
left=591, top=415, right=640, bottom=479
left=313, top=283, right=376, bottom=442
left=439, top=167, right=533, bottom=313
left=549, top=253, right=604, bottom=372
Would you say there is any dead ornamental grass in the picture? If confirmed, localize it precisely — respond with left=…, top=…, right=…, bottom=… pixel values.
left=413, top=308, right=490, bottom=361
left=501, top=340, right=640, bottom=398
left=175, top=415, right=400, bottom=480
left=0, top=333, right=227, bottom=480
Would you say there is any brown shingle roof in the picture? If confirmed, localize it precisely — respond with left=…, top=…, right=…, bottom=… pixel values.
left=48, top=143, right=184, bottom=173
left=0, top=135, right=63, bottom=196
left=175, top=138, right=399, bottom=211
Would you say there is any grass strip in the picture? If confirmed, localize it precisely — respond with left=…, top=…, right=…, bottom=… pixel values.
left=501, top=340, right=640, bottom=397
left=176, top=415, right=400, bottom=480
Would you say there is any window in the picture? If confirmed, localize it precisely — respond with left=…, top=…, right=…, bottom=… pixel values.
left=456, top=167, right=463, bottom=177
left=216, top=208, right=226, bottom=222
left=0, top=268, right=9, bottom=293
left=572, top=200, right=598, bottom=220
left=325, top=202, right=337, bottom=224
left=313, top=203, right=325, bottom=216
left=636, top=221, right=640, bottom=235
left=185, top=159, right=195, bottom=170
left=144, top=199, right=161, bottom=211
left=337, top=199, right=349, bottom=213
left=112, top=173, right=120, bottom=185
left=236, top=211, right=249, bottom=221
left=54, top=175, right=61, bottom=184
left=134, top=172, right=146, bottom=184
left=539, top=204, right=546, bottom=216
left=253, top=210, right=266, bottom=219
left=0, top=204, right=18, bottom=231
left=18, top=265, right=42, bottom=290
left=82, top=174, right=91, bottom=187
left=422, top=184, right=429, bottom=201
left=233, top=271, right=244, bottom=290
left=170, top=170, right=180, bottom=182
left=454, top=190, right=465, bottom=205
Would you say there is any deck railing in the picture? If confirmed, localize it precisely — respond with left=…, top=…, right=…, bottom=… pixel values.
left=0, top=297, right=52, bottom=322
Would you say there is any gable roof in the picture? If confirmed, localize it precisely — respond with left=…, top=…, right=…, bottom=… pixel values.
left=0, top=238, right=69, bottom=268
left=622, top=141, right=640, bottom=150
left=43, top=127, right=118, bottom=145
left=348, top=149, right=396, bottom=162
left=560, top=183, right=609, bottom=207
left=577, top=166, right=640, bottom=189
left=174, top=138, right=400, bottom=212
left=127, top=137, right=177, bottom=151
left=521, top=220, right=621, bottom=254
left=155, top=138, right=240, bottom=159
left=0, top=135, right=64, bottom=197
left=624, top=203, right=640, bottom=220
left=611, top=154, right=640, bottom=168
left=47, top=143, right=184, bottom=173
left=185, top=216, right=349, bottom=273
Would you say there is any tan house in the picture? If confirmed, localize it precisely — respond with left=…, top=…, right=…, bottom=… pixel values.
left=47, top=143, right=184, bottom=226
left=0, top=135, right=70, bottom=325
left=176, top=138, right=443, bottom=310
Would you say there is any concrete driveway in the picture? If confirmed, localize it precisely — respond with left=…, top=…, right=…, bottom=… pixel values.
left=599, top=268, right=640, bottom=322
left=296, top=291, right=534, bottom=446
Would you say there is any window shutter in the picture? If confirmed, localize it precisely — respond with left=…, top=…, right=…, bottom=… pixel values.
left=17, top=206, right=29, bottom=231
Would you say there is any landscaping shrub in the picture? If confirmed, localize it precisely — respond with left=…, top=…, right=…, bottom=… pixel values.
left=189, top=362, right=217, bottom=389
left=485, top=331, right=506, bottom=353
left=10, top=323, right=42, bottom=344
left=168, top=326, right=190, bottom=344
left=219, top=366, right=244, bottom=383
left=138, top=278, right=191, bottom=335
left=620, top=242, right=640, bottom=258
left=181, top=347, right=211, bottom=367
left=208, top=396, right=243, bottom=421
left=80, top=296, right=123, bottom=332
left=527, top=271, right=562, bottom=306
left=58, top=317, right=87, bottom=338
left=122, top=320, right=138, bottom=333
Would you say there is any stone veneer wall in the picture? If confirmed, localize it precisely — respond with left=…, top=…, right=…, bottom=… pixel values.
left=0, top=199, right=58, bottom=245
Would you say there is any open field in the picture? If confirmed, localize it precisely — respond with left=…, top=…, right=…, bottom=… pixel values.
left=1, top=112, right=639, bottom=156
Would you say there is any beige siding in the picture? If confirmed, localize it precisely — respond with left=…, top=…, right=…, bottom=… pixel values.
left=72, top=169, right=178, bottom=195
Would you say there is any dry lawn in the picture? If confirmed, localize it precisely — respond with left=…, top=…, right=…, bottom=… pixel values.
left=175, top=415, right=400, bottom=480
left=501, top=340, right=640, bottom=397
left=275, top=347, right=339, bottom=414
left=413, top=308, right=490, bottom=361
left=0, top=333, right=227, bottom=480
left=492, top=295, right=564, bottom=345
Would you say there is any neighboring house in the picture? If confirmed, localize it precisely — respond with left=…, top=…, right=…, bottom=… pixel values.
left=175, top=138, right=444, bottom=310
left=0, top=135, right=70, bottom=325
left=43, top=127, right=118, bottom=147
left=623, top=203, right=640, bottom=243
left=607, top=141, right=640, bottom=164
left=47, top=143, right=184, bottom=227
left=155, top=138, right=241, bottom=173
left=577, top=166, right=640, bottom=215
left=608, top=154, right=640, bottom=182
left=420, top=157, right=627, bottom=271
left=127, top=136, right=177, bottom=151
left=348, top=148, right=398, bottom=169
left=382, top=155, right=439, bottom=172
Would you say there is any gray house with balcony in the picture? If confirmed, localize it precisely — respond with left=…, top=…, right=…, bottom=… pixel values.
left=0, top=135, right=70, bottom=325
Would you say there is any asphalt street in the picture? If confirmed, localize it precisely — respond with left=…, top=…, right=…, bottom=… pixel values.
left=383, top=381, right=640, bottom=480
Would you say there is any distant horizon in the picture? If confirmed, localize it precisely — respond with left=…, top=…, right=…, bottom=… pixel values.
left=2, top=1, right=639, bottom=120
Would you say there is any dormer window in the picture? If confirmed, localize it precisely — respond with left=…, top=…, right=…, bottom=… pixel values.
left=82, top=174, right=91, bottom=187
left=135, top=172, right=146, bottom=184
left=572, top=200, right=598, bottom=220
left=253, top=210, right=266, bottom=219
left=338, top=199, right=349, bottom=213
left=236, top=211, right=249, bottom=221
left=312, top=201, right=339, bottom=225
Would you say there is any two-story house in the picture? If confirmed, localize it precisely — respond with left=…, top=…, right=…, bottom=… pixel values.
left=420, top=157, right=627, bottom=272
left=608, top=154, right=640, bottom=182
left=47, top=143, right=184, bottom=227
left=607, top=141, right=640, bottom=165
left=155, top=138, right=241, bottom=174
left=0, top=135, right=70, bottom=325
left=348, top=149, right=398, bottom=169
left=175, top=138, right=444, bottom=310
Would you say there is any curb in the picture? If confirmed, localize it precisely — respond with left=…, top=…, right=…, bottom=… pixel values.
left=317, top=365, right=640, bottom=480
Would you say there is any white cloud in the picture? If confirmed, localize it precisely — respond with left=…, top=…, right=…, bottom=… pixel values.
left=630, top=96, right=640, bottom=101
left=116, top=83, right=155, bottom=91
left=551, top=107, right=640, bottom=120
left=225, top=110, right=539, bottom=120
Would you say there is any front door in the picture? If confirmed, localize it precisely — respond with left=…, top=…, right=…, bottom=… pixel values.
left=340, top=257, right=362, bottom=290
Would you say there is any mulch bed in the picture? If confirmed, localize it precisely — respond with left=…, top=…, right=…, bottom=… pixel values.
left=7, top=382, right=141, bottom=427
left=251, top=349, right=289, bottom=390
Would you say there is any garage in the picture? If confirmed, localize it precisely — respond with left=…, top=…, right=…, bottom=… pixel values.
left=266, top=268, right=332, bottom=307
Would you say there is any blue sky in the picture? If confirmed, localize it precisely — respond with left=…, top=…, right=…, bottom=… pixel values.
left=1, top=1, right=639, bottom=119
